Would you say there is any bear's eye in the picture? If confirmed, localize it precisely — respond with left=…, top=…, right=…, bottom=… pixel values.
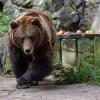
left=10, top=20, right=18, bottom=29
left=16, top=37, right=24, bottom=43
left=20, top=37, right=24, bottom=42
left=31, top=18, right=40, bottom=26
left=14, top=37, right=24, bottom=44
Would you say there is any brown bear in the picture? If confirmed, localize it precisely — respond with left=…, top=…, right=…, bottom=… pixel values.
left=8, top=8, right=56, bottom=89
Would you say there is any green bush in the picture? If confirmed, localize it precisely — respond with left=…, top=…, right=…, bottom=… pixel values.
left=52, top=38, right=100, bottom=85
left=89, top=69, right=100, bottom=85
left=53, top=62, right=93, bottom=85
left=76, top=62, right=93, bottom=82
left=52, top=40, right=97, bottom=85
left=53, top=64, right=76, bottom=84
left=0, top=12, right=10, bottom=36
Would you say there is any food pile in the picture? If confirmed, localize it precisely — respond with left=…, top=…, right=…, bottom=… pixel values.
left=56, top=30, right=100, bottom=36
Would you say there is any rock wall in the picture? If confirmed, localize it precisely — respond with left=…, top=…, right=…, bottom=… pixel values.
left=85, top=0, right=100, bottom=30
left=42, top=0, right=86, bottom=31
left=2, top=0, right=86, bottom=32
left=1, top=0, right=99, bottom=32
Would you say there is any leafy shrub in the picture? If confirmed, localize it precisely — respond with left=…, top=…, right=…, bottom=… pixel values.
left=52, top=64, right=77, bottom=84
left=0, top=12, right=10, bottom=36
left=53, top=39, right=94, bottom=84
left=89, top=69, right=100, bottom=85
left=53, top=62, right=93, bottom=85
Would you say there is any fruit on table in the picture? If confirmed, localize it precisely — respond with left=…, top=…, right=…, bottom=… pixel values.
left=85, top=30, right=93, bottom=34
left=76, top=30, right=82, bottom=34
left=64, top=31, right=70, bottom=35
left=56, top=30, right=65, bottom=35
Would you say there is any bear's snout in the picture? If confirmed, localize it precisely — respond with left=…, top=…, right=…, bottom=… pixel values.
left=25, top=49, right=31, bottom=54
left=24, top=47, right=33, bottom=55
left=23, top=38, right=33, bottom=55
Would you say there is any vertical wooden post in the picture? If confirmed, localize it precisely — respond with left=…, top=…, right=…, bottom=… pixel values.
left=59, top=38, right=62, bottom=66
left=93, top=37, right=96, bottom=68
left=75, top=39, right=79, bottom=66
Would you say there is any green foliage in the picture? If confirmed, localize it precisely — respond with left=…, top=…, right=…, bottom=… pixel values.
left=89, top=69, right=100, bottom=85
left=0, top=12, right=11, bottom=72
left=0, top=12, right=10, bottom=36
left=76, top=62, right=93, bottom=82
left=2, top=49, right=12, bottom=73
left=53, top=61, right=93, bottom=85
left=88, top=39, right=100, bottom=85
left=53, top=39, right=100, bottom=85
left=53, top=64, right=76, bottom=84
left=53, top=40, right=94, bottom=84
left=53, top=41, right=61, bottom=65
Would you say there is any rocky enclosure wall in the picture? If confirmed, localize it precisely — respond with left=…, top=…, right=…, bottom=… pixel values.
left=0, top=0, right=86, bottom=32
left=0, top=0, right=100, bottom=32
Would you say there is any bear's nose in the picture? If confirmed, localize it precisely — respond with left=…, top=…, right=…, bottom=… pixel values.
left=25, top=49, right=31, bottom=54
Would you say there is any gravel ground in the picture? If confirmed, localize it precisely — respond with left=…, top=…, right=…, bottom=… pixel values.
left=0, top=77, right=100, bottom=100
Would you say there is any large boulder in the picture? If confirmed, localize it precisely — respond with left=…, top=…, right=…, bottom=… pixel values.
left=0, top=0, right=8, bottom=4
left=86, top=0, right=100, bottom=30
left=11, top=0, right=44, bottom=7
left=11, top=0, right=32, bottom=8
left=0, top=0, right=8, bottom=10
left=3, top=0, right=86, bottom=31
left=42, top=0, right=86, bottom=31
left=3, top=0, right=44, bottom=19
left=3, top=0, right=21, bottom=19
left=2, top=0, right=100, bottom=31
left=32, top=0, right=44, bottom=6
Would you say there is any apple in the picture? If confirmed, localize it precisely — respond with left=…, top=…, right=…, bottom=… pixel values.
left=76, top=30, right=82, bottom=34
left=56, top=30, right=65, bottom=35
left=85, top=30, right=93, bottom=34
left=64, top=31, right=70, bottom=35
left=59, top=30, right=65, bottom=35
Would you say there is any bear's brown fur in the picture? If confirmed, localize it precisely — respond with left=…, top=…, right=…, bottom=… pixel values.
left=8, top=8, right=56, bottom=89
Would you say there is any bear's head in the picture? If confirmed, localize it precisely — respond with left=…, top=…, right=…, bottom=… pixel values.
left=9, top=9, right=56, bottom=55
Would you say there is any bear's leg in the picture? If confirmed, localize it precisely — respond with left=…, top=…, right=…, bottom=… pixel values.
left=17, top=62, right=52, bottom=89
left=9, top=47, right=32, bottom=88
left=16, top=68, right=39, bottom=89
left=13, top=64, right=27, bottom=79
left=12, top=61, right=32, bottom=89
left=9, top=45, right=28, bottom=79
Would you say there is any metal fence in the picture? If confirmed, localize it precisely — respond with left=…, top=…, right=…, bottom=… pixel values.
left=53, top=34, right=100, bottom=68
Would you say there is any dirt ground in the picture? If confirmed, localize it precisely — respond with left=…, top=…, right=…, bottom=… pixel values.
left=0, top=76, right=100, bottom=100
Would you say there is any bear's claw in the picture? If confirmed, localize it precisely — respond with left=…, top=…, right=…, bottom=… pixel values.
left=16, top=77, right=38, bottom=89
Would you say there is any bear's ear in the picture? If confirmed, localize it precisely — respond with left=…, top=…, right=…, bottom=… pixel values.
left=10, top=20, right=18, bottom=29
left=31, top=18, right=40, bottom=26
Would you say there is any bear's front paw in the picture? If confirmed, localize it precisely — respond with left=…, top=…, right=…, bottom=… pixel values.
left=16, top=77, right=32, bottom=89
